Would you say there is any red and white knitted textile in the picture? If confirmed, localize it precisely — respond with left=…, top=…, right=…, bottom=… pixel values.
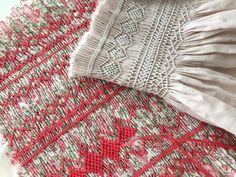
left=0, top=0, right=235, bottom=176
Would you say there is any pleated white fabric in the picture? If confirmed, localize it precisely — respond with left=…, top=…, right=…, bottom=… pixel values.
left=69, top=0, right=236, bottom=135
left=166, top=0, right=236, bottom=135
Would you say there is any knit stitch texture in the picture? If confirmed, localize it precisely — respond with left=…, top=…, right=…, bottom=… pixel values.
left=0, top=0, right=236, bottom=176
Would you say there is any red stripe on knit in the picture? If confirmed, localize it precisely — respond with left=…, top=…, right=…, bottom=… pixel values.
left=183, top=138, right=236, bottom=150
left=132, top=123, right=207, bottom=177
left=0, top=36, right=79, bottom=92
left=177, top=146, right=212, bottom=177
left=127, top=135, right=236, bottom=151
left=133, top=143, right=180, bottom=177
left=0, top=14, right=89, bottom=86
left=16, top=83, right=113, bottom=159
left=21, top=86, right=125, bottom=166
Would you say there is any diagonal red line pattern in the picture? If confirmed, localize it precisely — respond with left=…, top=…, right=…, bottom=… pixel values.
left=0, top=37, right=79, bottom=92
left=15, top=82, right=114, bottom=160
left=177, top=146, right=211, bottom=177
left=132, top=123, right=214, bottom=177
left=133, top=122, right=236, bottom=177
left=21, top=86, right=125, bottom=166
left=0, top=1, right=95, bottom=88
left=0, top=25, right=83, bottom=85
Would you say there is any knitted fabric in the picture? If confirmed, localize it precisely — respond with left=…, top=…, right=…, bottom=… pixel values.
left=0, top=0, right=236, bottom=176
left=69, top=0, right=236, bottom=135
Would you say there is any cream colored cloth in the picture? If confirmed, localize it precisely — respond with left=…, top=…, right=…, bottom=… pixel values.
left=69, top=0, right=236, bottom=135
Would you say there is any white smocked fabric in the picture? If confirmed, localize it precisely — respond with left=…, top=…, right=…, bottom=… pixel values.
left=69, top=0, right=236, bottom=135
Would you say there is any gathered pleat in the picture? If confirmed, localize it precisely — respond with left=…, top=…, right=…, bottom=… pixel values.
left=166, top=0, right=236, bottom=135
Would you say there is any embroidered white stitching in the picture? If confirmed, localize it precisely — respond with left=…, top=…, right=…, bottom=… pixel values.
left=99, top=1, right=147, bottom=79
left=131, top=0, right=193, bottom=97
left=87, top=0, right=124, bottom=75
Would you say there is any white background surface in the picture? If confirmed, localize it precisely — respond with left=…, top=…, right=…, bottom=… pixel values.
left=0, top=0, right=20, bottom=20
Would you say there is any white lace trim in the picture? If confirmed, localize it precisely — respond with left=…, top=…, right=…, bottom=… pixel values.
left=69, top=0, right=236, bottom=135
left=69, top=0, right=194, bottom=97
left=98, top=1, right=148, bottom=81
left=130, top=0, right=193, bottom=97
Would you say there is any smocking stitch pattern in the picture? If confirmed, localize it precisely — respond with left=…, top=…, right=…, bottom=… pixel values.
left=99, top=1, right=148, bottom=79
left=131, top=0, right=193, bottom=97
left=93, top=0, right=193, bottom=98
left=99, top=59, right=122, bottom=80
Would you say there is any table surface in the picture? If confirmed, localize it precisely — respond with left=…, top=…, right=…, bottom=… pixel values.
left=0, top=0, right=19, bottom=20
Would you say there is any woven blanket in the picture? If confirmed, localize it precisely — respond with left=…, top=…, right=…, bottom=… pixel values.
left=0, top=0, right=236, bottom=176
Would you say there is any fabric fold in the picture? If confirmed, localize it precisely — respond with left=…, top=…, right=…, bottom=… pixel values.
left=69, top=0, right=236, bottom=135
left=166, top=1, right=236, bottom=135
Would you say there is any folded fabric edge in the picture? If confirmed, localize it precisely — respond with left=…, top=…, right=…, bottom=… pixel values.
left=164, top=2, right=236, bottom=136
left=165, top=83, right=236, bottom=136
left=69, top=0, right=123, bottom=78
left=68, top=0, right=236, bottom=136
